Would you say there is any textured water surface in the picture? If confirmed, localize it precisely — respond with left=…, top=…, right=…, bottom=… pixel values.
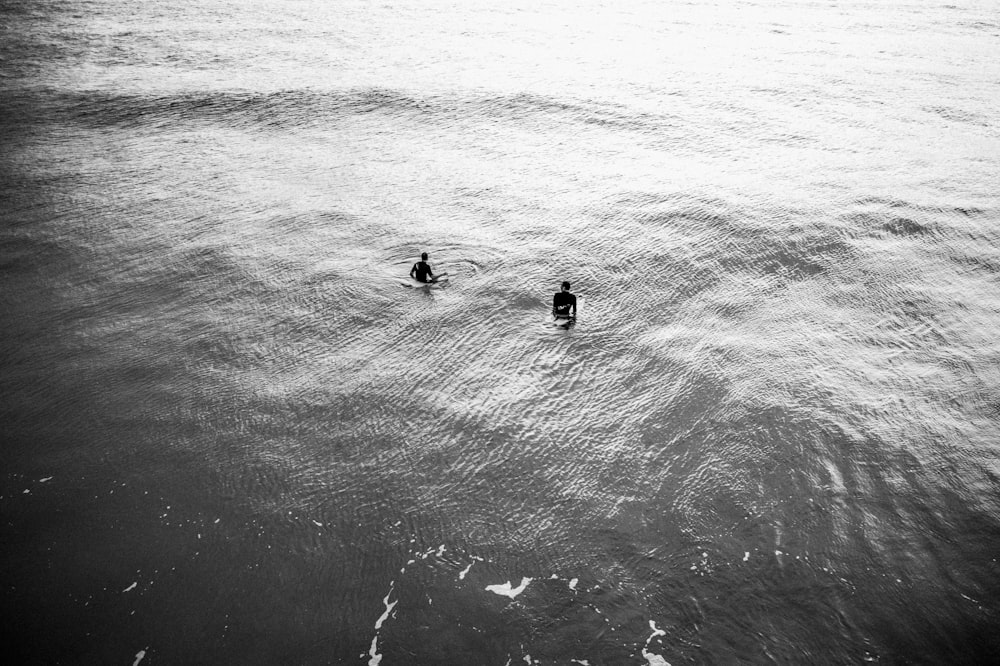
left=2, top=0, right=1000, bottom=663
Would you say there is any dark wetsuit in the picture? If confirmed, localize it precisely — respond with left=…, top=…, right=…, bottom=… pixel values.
left=411, top=261, right=433, bottom=283
left=553, top=291, right=577, bottom=317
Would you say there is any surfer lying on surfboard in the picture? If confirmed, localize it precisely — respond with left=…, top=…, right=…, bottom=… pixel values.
left=410, top=252, right=448, bottom=284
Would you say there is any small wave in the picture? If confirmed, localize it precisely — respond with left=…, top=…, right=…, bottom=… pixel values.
left=32, top=86, right=683, bottom=140
left=37, top=88, right=436, bottom=131
left=922, top=105, right=989, bottom=127
left=841, top=197, right=942, bottom=239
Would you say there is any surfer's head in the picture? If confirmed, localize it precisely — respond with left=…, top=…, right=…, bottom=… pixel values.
left=561, top=281, right=571, bottom=291
left=421, top=252, right=429, bottom=260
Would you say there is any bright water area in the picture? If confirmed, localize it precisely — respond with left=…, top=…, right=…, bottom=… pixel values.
left=2, top=0, right=1000, bottom=663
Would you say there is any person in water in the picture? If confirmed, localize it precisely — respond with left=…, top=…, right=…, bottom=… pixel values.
left=553, top=281, right=577, bottom=319
left=410, top=252, right=447, bottom=283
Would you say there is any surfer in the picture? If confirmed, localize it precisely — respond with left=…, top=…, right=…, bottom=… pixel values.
left=410, top=252, right=447, bottom=284
left=553, top=281, right=577, bottom=320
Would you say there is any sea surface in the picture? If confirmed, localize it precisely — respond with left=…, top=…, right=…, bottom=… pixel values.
left=2, top=0, right=1000, bottom=663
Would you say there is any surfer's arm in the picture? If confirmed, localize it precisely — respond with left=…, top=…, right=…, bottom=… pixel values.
left=409, top=263, right=416, bottom=279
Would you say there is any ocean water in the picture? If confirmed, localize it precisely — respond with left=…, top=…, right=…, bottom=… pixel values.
left=2, top=0, right=1000, bottom=663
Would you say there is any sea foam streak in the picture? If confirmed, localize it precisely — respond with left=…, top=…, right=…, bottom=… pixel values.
left=486, top=577, right=532, bottom=599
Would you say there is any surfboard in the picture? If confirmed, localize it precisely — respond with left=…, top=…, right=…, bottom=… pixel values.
left=404, top=274, right=449, bottom=288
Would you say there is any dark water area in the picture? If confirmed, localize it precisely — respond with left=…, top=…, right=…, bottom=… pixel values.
left=3, top=0, right=1000, bottom=664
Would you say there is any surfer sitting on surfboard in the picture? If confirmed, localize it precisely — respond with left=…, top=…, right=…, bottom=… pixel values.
left=410, top=252, right=448, bottom=283
left=553, top=281, right=577, bottom=319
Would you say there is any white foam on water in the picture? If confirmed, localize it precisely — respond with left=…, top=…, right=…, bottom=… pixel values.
left=641, top=620, right=670, bottom=666
left=374, top=585, right=397, bottom=630
left=647, top=621, right=665, bottom=639
left=367, top=635, right=382, bottom=666
left=641, top=650, right=671, bottom=666
left=690, top=551, right=711, bottom=575
left=457, top=556, right=483, bottom=580
left=415, top=544, right=446, bottom=561
left=485, top=577, right=532, bottom=599
left=367, top=581, right=398, bottom=666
